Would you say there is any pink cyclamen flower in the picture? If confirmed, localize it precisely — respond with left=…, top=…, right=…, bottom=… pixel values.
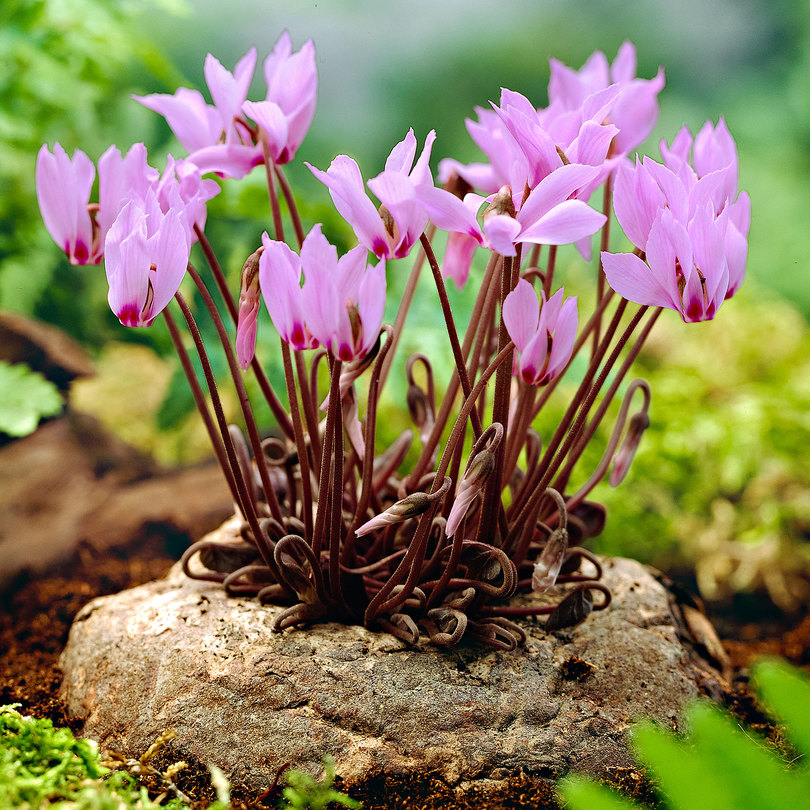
left=419, top=163, right=606, bottom=264
left=242, top=31, right=317, bottom=164
left=260, top=225, right=386, bottom=362
left=134, top=48, right=262, bottom=179
left=36, top=143, right=100, bottom=265
left=548, top=41, right=665, bottom=155
left=307, top=129, right=435, bottom=260
left=502, top=280, right=578, bottom=386
left=603, top=119, right=749, bottom=322
left=104, top=189, right=191, bottom=327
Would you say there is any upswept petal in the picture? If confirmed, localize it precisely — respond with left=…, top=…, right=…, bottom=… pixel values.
left=259, top=234, right=311, bottom=349
left=307, top=157, right=390, bottom=257
left=516, top=163, right=602, bottom=227
left=502, top=278, right=539, bottom=352
left=414, top=186, right=484, bottom=241
left=693, top=117, right=737, bottom=179
left=204, top=48, right=257, bottom=127
left=409, top=129, right=436, bottom=187
left=385, top=128, right=417, bottom=174
left=133, top=88, right=221, bottom=154
left=518, top=198, right=606, bottom=246
left=243, top=100, right=289, bottom=162
left=186, top=143, right=263, bottom=179
left=611, top=70, right=665, bottom=153
left=105, top=203, right=150, bottom=325
left=36, top=143, right=97, bottom=265
left=357, top=259, right=386, bottom=357
left=441, top=231, right=480, bottom=289
left=601, top=251, right=678, bottom=310
left=612, top=158, right=664, bottom=249
left=147, top=207, right=190, bottom=320
left=97, top=143, right=158, bottom=237
left=483, top=214, right=521, bottom=256
left=545, top=295, right=578, bottom=380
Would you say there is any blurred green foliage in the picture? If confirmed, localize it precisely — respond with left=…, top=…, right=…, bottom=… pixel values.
left=0, top=0, right=185, bottom=344
left=558, top=658, right=810, bottom=810
left=0, top=360, right=63, bottom=436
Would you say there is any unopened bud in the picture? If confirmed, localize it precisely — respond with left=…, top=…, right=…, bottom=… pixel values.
left=407, top=384, right=430, bottom=428
left=483, top=185, right=516, bottom=220
left=356, top=492, right=431, bottom=536
left=445, top=449, right=495, bottom=538
left=236, top=247, right=263, bottom=370
left=531, top=527, right=569, bottom=592
left=610, top=411, right=650, bottom=487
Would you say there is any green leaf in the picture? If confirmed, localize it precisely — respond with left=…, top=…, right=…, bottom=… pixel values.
left=558, top=775, right=642, bottom=809
left=752, top=658, right=810, bottom=760
left=0, top=361, right=62, bottom=436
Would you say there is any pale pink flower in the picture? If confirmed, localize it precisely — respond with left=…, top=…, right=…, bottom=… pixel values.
left=603, top=119, right=749, bottom=321
left=242, top=31, right=317, bottom=164
left=260, top=225, right=386, bottom=362
left=502, top=280, right=578, bottom=386
left=36, top=143, right=99, bottom=265
left=104, top=189, right=191, bottom=327
left=548, top=41, right=665, bottom=155
left=307, top=129, right=435, bottom=260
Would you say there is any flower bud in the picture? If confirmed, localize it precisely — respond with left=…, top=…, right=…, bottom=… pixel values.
left=531, top=527, right=569, bottom=592
left=610, top=411, right=650, bottom=487
left=355, top=492, right=432, bottom=537
left=236, top=247, right=263, bottom=370
left=445, top=449, right=495, bottom=538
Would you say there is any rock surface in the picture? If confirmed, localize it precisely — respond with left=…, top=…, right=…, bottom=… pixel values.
left=60, top=526, right=727, bottom=802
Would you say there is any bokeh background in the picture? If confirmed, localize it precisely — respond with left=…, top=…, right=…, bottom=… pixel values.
left=3, top=0, right=809, bottom=611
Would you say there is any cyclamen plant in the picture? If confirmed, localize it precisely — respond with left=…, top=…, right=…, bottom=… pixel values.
left=36, top=36, right=750, bottom=649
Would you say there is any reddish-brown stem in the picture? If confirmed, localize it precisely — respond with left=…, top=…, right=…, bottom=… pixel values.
left=173, top=292, right=276, bottom=574
left=592, top=174, right=613, bottom=358
left=187, top=264, right=285, bottom=525
left=162, top=307, right=240, bottom=506
left=281, top=341, right=313, bottom=540
left=311, top=357, right=343, bottom=559
left=274, top=164, right=305, bottom=247
left=193, top=224, right=294, bottom=440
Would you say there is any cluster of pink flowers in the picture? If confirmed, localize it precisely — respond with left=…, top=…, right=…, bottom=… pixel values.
left=37, top=34, right=748, bottom=363
left=36, top=36, right=751, bottom=617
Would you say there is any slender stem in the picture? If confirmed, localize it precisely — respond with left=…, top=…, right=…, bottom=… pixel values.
left=508, top=305, right=649, bottom=566
left=592, top=174, right=613, bottom=358
left=162, top=307, right=240, bottom=507
left=542, top=245, right=557, bottom=300
left=377, top=225, right=433, bottom=392
left=554, top=309, right=661, bottom=496
left=193, top=224, right=294, bottom=439
left=275, top=165, right=305, bottom=247
left=261, top=141, right=285, bottom=242
left=187, top=264, right=285, bottom=525
left=420, top=232, right=482, bottom=439
left=312, top=357, right=343, bottom=559
left=173, top=292, right=277, bottom=573
left=477, top=252, right=516, bottom=544
left=281, top=341, right=313, bottom=540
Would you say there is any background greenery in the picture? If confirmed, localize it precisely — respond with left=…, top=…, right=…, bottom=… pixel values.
left=4, top=0, right=809, bottom=608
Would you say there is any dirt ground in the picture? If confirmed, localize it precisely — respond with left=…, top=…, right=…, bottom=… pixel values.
left=1, top=520, right=808, bottom=810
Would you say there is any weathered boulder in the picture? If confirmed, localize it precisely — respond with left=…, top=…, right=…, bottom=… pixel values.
left=60, top=521, right=727, bottom=804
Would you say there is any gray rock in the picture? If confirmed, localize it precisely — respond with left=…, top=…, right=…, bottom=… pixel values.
left=60, top=521, right=727, bottom=801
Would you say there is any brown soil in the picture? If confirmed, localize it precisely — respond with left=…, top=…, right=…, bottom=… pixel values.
left=2, top=520, right=808, bottom=808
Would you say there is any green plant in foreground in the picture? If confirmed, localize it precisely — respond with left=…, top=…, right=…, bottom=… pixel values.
left=280, top=756, right=361, bottom=810
left=559, top=659, right=810, bottom=810
left=0, top=704, right=187, bottom=808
